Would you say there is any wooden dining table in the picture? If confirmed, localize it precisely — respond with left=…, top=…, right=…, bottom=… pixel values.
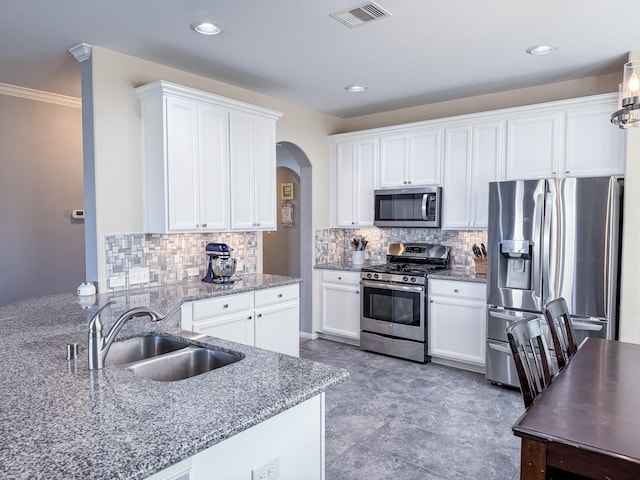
left=512, top=337, right=640, bottom=479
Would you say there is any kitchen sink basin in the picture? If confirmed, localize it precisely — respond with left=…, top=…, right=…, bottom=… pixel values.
left=106, top=334, right=190, bottom=366
left=124, top=346, right=243, bottom=382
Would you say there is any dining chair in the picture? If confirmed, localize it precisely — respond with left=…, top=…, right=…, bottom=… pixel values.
left=544, top=297, right=578, bottom=370
left=506, top=315, right=554, bottom=408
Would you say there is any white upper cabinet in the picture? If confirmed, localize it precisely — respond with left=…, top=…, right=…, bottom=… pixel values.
left=505, top=94, right=624, bottom=180
left=442, top=120, right=503, bottom=230
left=229, top=112, right=277, bottom=231
left=379, top=127, right=442, bottom=188
left=505, top=111, right=562, bottom=180
left=563, top=98, right=626, bottom=177
left=332, top=138, right=377, bottom=227
left=136, top=80, right=281, bottom=234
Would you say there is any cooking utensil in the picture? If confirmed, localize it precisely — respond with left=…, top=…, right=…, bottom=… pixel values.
left=472, top=244, right=482, bottom=258
left=480, top=243, right=488, bottom=258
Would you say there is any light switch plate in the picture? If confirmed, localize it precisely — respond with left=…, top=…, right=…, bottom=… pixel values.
left=129, top=267, right=150, bottom=285
left=109, top=275, right=126, bottom=288
left=251, top=456, right=280, bottom=480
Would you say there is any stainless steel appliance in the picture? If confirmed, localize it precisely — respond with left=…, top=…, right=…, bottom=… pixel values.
left=485, top=176, right=623, bottom=386
left=360, top=242, right=449, bottom=362
left=202, top=243, right=237, bottom=284
left=374, top=187, right=442, bottom=228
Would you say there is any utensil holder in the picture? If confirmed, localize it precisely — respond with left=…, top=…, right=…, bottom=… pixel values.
left=473, top=258, right=487, bottom=275
left=352, top=251, right=365, bottom=265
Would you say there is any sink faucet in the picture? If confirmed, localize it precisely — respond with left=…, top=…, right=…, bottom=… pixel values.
left=88, top=301, right=164, bottom=370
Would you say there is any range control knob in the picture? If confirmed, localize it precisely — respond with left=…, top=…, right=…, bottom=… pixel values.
left=374, top=274, right=379, bottom=279
left=366, top=273, right=372, bottom=279
left=402, top=276, right=409, bottom=282
left=411, top=277, right=417, bottom=283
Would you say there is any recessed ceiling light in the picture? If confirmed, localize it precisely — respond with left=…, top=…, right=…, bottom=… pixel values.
left=190, top=21, right=222, bottom=35
left=345, top=84, right=367, bottom=93
left=526, top=44, right=558, bottom=56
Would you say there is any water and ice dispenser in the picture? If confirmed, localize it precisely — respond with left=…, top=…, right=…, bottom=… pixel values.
left=497, top=240, right=532, bottom=290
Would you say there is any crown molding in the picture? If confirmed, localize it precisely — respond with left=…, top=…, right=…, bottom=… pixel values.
left=68, top=43, right=92, bottom=62
left=0, top=83, right=81, bottom=108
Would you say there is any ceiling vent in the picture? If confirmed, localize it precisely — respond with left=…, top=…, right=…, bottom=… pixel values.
left=331, top=2, right=391, bottom=28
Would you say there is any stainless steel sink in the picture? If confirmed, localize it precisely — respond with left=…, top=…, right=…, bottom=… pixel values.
left=124, top=346, right=243, bottom=382
left=105, top=334, right=189, bottom=366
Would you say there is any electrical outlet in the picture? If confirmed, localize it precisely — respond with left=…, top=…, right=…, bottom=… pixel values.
left=129, top=293, right=150, bottom=308
left=109, top=275, right=126, bottom=288
left=129, top=267, right=150, bottom=285
left=251, top=456, right=280, bottom=480
left=186, top=267, right=200, bottom=277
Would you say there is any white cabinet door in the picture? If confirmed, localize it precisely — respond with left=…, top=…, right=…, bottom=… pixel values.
left=564, top=100, right=626, bottom=177
left=469, top=121, right=503, bottom=228
left=229, top=113, right=276, bottom=231
left=379, top=134, right=408, bottom=188
left=442, top=126, right=472, bottom=229
left=505, top=112, right=562, bottom=180
left=166, top=97, right=200, bottom=231
left=255, top=301, right=300, bottom=356
left=332, top=139, right=377, bottom=227
left=194, top=311, right=255, bottom=346
left=408, top=128, right=442, bottom=186
left=320, top=271, right=361, bottom=340
left=428, top=280, right=487, bottom=370
left=198, top=105, right=230, bottom=230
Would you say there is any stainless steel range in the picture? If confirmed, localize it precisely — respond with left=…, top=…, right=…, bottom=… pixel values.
left=360, top=243, right=449, bottom=363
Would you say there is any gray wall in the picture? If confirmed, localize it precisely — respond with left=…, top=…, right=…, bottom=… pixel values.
left=263, top=167, right=301, bottom=277
left=0, top=94, right=85, bottom=306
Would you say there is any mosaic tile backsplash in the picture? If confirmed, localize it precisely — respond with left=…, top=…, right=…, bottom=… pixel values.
left=105, top=232, right=257, bottom=291
left=315, top=228, right=488, bottom=270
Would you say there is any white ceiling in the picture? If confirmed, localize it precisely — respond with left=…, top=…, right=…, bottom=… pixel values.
left=2, top=0, right=639, bottom=118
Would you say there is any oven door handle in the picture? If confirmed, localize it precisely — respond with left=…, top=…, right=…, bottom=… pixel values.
left=360, top=280, right=425, bottom=293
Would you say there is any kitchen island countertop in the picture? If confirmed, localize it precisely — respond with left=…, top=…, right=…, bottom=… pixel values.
left=0, top=274, right=348, bottom=479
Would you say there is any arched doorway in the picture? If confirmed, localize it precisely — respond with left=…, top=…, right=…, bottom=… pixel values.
left=263, top=142, right=313, bottom=335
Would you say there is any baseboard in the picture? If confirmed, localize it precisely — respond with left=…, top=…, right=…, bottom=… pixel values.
left=430, top=356, right=485, bottom=374
left=299, top=331, right=319, bottom=340
left=317, top=332, right=360, bottom=347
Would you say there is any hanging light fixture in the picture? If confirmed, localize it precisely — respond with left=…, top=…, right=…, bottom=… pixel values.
left=611, top=61, right=640, bottom=128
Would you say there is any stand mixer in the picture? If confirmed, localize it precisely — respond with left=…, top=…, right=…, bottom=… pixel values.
left=202, top=243, right=237, bottom=284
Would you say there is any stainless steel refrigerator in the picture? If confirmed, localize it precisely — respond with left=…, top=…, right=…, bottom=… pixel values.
left=485, top=176, right=623, bottom=387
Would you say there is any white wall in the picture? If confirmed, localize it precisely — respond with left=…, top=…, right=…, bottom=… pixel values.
left=88, top=46, right=341, bottom=290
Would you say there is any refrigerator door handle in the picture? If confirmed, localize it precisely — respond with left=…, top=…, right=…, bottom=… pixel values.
left=531, top=181, right=546, bottom=308
left=542, top=183, right=553, bottom=302
left=571, top=320, right=604, bottom=332
left=488, top=342, right=513, bottom=355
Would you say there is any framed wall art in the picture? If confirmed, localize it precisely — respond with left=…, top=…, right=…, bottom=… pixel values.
left=281, top=182, right=294, bottom=200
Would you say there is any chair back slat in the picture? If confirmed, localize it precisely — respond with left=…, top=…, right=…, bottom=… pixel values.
left=544, top=297, right=578, bottom=369
left=507, top=315, right=554, bottom=408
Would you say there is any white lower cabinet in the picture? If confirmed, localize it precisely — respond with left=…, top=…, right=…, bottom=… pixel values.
left=318, top=270, right=361, bottom=342
left=181, top=284, right=300, bottom=357
left=148, top=394, right=324, bottom=480
left=428, top=279, right=487, bottom=372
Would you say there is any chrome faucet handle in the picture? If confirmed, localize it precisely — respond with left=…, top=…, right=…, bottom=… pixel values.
left=88, top=301, right=115, bottom=334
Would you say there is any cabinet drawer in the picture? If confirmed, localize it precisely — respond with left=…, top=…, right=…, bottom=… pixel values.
left=429, top=279, right=486, bottom=300
left=254, top=284, right=299, bottom=308
left=193, top=292, right=254, bottom=321
left=321, top=270, right=361, bottom=286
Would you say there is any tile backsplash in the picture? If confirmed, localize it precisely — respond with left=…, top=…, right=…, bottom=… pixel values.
left=105, top=232, right=257, bottom=291
left=315, top=228, right=487, bottom=270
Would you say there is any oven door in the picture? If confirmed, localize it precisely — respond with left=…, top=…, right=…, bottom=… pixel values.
left=360, top=280, right=425, bottom=341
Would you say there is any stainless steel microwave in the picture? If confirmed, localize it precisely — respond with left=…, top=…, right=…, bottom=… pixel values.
left=374, top=187, right=442, bottom=227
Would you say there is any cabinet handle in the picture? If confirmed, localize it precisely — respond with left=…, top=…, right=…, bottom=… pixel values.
left=454, top=289, right=459, bottom=293
left=257, top=313, right=262, bottom=318
left=338, top=276, right=342, bottom=280
left=202, top=223, right=207, bottom=227
left=408, top=181, right=411, bottom=184
left=552, top=171, right=557, bottom=176
left=248, top=316, right=252, bottom=320
left=223, top=304, right=229, bottom=309
left=430, top=300, right=433, bottom=303
left=278, top=293, right=283, bottom=298
left=196, top=224, right=200, bottom=228
left=565, top=171, right=570, bottom=174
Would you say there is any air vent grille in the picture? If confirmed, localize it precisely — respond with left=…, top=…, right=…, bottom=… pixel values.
left=331, top=2, right=391, bottom=28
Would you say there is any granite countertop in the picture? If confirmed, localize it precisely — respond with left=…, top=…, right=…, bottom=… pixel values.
left=0, top=274, right=348, bottom=480
left=314, top=261, right=377, bottom=272
left=315, top=262, right=487, bottom=284
left=428, top=269, right=487, bottom=284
